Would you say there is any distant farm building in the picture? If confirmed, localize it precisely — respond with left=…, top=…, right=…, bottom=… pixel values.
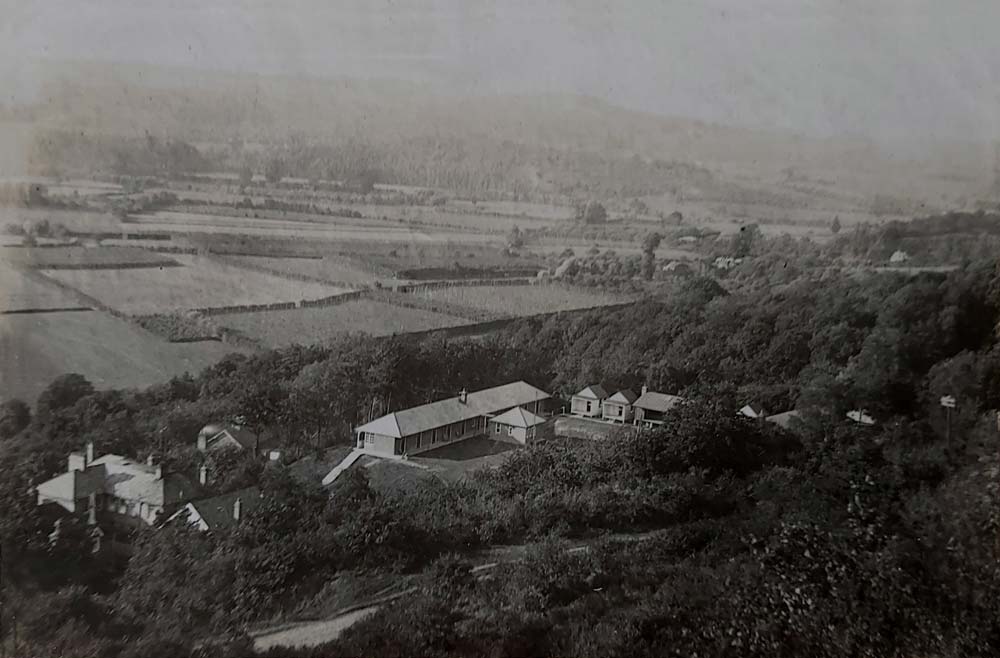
left=662, top=261, right=695, bottom=278
left=889, top=250, right=910, bottom=264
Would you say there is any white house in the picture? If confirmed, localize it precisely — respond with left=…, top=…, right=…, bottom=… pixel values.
left=571, top=385, right=608, bottom=418
left=602, top=389, right=637, bottom=423
left=889, top=250, right=909, bottom=264
left=35, top=443, right=200, bottom=528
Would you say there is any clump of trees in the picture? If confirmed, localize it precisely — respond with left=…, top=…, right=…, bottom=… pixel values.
left=4, top=261, right=1000, bottom=656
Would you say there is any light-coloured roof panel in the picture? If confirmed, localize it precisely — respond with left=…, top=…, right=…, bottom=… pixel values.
left=634, top=391, right=684, bottom=413
left=574, top=384, right=609, bottom=400
left=606, top=389, right=637, bottom=404
left=491, top=406, right=547, bottom=428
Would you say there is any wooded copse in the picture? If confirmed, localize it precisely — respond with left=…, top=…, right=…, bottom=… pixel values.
left=3, top=261, right=1000, bottom=657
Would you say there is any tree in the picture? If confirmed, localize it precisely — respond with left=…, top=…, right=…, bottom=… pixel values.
left=507, top=226, right=525, bottom=249
left=234, top=383, right=286, bottom=453
left=641, top=232, right=662, bottom=280
left=238, top=164, right=253, bottom=188
left=37, top=374, right=95, bottom=420
left=732, top=223, right=761, bottom=258
left=576, top=201, right=607, bottom=225
left=263, top=157, right=285, bottom=185
left=356, top=170, right=378, bottom=194
left=831, top=215, right=842, bottom=234
left=0, top=398, right=31, bottom=439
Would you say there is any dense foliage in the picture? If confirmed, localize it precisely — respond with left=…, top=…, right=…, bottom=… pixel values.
left=2, top=261, right=1000, bottom=656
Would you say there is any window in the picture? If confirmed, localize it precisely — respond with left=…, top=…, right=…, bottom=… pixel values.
left=507, top=426, right=514, bottom=436
left=586, top=401, right=592, bottom=413
left=495, top=424, right=501, bottom=434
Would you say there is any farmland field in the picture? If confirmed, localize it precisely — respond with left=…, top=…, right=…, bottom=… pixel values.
left=219, top=300, right=470, bottom=347
left=0, top=310, right=241, bottom=404
left=224, top=255, right=377, bottom=285
left=0, top=246, right=178, bottom=269
left=44, top=254, right=348, bottom=314
left=0, top=264, right=84, bottom=312
left=409, top=284, right=624, bottom=317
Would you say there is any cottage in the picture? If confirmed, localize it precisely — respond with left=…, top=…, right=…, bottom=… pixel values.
left=889, top=250, right=909, bottom=264
left=168, top=487, right=263, bottom=532
left=352, top=381, right=551, bottom=457
left=197, top=423, right=257, bottom=453
left=35, top=442, right=200, bottom=528
left=602, top=389, right=637, bottom=423
left=633, top=386, right=685, bottom=427
left=571, top=385, right=608, bottom=418
left=488, top=407, right=550, bottom=445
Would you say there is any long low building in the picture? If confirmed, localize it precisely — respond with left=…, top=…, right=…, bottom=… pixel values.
left=354, top=381, right=551, bottom=457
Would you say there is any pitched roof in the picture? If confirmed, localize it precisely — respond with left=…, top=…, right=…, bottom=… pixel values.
left=765, top=410, right=801, bottom=430
left=465, top=381, right=550, bottom=415
left=739, top=404, right=767, bottom=419
left=205, top=426, right=256, bottom=451
left=574, top=384, right=609, bottom=400
left=36, top=454, right=201, bottom=508
left=490, top=406, right=547, bottom=428
left=355, top=381, right=551, bottom=439
left=606, top=389, right=638, bottom=404
left=634, top=391, right=684, bottom=413
left=188, top=487, right=263, bottom=531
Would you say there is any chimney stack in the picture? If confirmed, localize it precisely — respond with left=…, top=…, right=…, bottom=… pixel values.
left=641, top=384, right=648, bottom=396
left=459, top=389, right=468, bottom=404
left=146, top=454, right=155, bottom=467
left=85, top=441, right=94, bottom=465
left=199, top=464, right=208, bottom=486
left=233, top=497, right=242, bottom=522
left=155, top=465, right=163, bottom=480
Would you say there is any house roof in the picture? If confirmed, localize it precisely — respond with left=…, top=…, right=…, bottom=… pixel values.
left=188, top=487, right=263, bottom=531
left=36, top=453, right=200, bottom=508
left=490, top=406, right=547, bottom=428
left=634, top=391, right=684, bottom=413
left=355, top=381, right=551, bottom=439
left=574, top=384, right=609, bottom=400
left=739, top=404, right=767, bottom=419
left=765, top=409, right=801, bottom=430
left=606, top=389, right=638, bottom=404
left=205, top=426, right=256, bottom=451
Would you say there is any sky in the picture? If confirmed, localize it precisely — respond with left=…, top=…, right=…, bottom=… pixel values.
left=3, top=0, right=1000, bottom=142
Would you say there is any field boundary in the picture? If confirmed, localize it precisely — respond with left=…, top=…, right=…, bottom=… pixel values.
left=1, top=306, right=93, bottom=314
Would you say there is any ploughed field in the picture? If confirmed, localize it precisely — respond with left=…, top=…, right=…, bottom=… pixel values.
left=0, top=310, right=241, bottom=404
left=408, top=284, right=624, bottom=317
left=217, top=300, right=471, bottom=348
left=42, top=255, right=348, bottom=314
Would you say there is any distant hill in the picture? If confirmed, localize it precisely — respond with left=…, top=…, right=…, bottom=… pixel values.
left=8, top=59, right=997, bottom=209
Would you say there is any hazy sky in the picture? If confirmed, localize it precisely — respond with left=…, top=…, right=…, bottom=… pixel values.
left=4, top=0, right=1000, bottom=141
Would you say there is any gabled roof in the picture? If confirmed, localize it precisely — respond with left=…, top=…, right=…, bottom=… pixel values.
left=36, top=453, right=201, bottom=508
left=765, top=409, right=801, bottom=430
left=188, top=487, right=263, bottom=531
left=574, top=384, right=609, bottom=400
left=206, top=426, right=256, bottom=451
left=606, top=389, right=637, bottom=404
left=490, top=406, right=547, bottom=428
left=634, top=391, right=684, bottom=413
left=355, top=381, right=551, bottom=439
left=739, top=404, right=767, bottom=419
left=465, top=381, right=550, bottom=415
